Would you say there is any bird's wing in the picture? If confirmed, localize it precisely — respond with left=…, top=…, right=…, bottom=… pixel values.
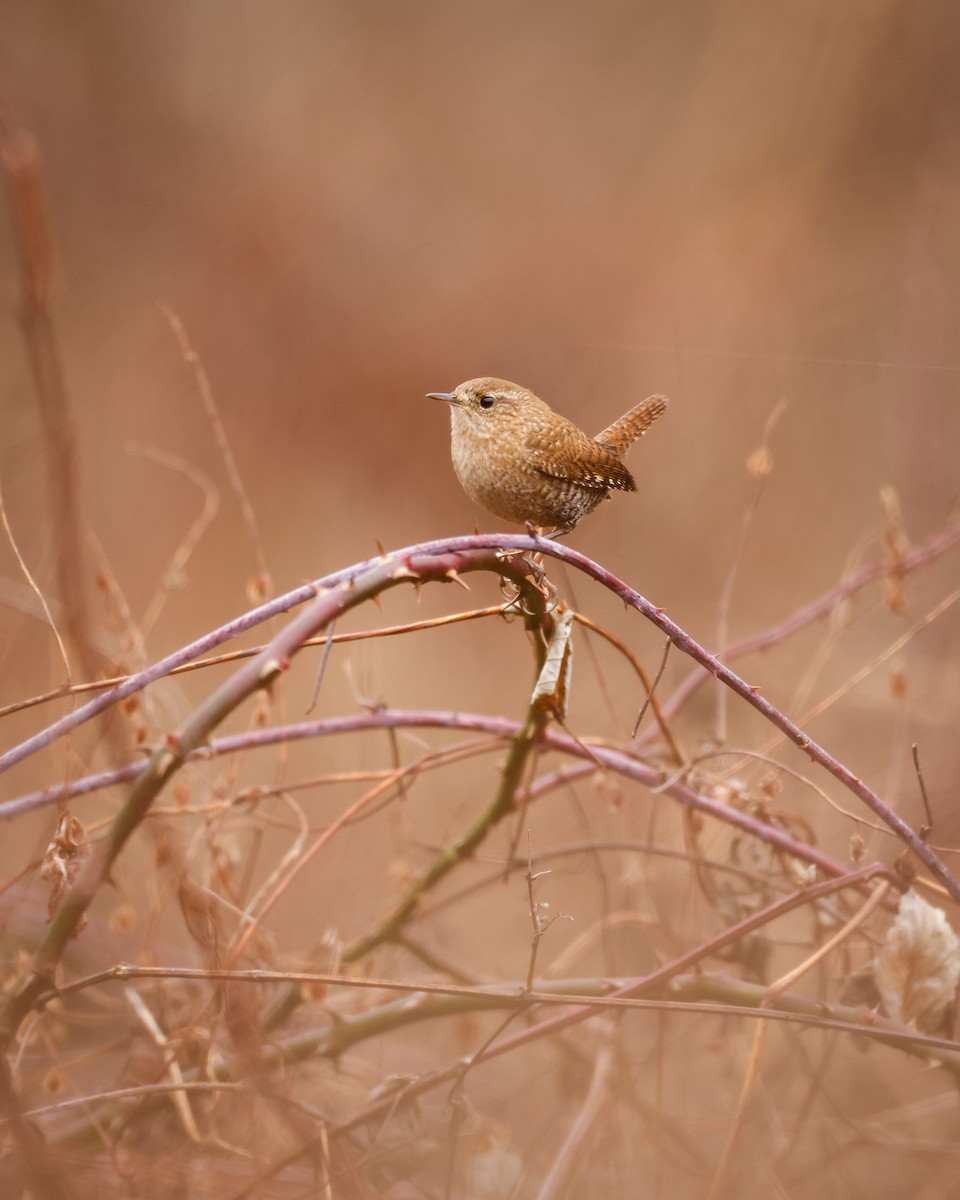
left=526, top=422, right=637, bottom=493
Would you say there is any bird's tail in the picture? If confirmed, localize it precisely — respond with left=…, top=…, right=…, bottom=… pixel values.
left=595, top=395, right=669, bottom=457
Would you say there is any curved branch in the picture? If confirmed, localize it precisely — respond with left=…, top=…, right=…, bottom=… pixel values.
left=3, top=533, right=957, bottom=1044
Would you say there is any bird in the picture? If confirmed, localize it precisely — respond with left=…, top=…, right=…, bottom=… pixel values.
left=427, top=377, right=669, bottom=533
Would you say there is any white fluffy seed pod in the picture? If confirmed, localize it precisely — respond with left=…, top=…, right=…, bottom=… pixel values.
left=874, top=889, right=960, bottom=1032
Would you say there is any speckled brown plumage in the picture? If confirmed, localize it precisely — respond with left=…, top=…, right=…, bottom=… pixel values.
left=428, top=377, right=669, bottom=533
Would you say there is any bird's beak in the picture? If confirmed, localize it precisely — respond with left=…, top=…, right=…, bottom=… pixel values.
left=426, top=391, right=458, bottom=404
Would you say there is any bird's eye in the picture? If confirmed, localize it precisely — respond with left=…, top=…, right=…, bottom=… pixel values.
left=479, top=395, right=496, bottom=409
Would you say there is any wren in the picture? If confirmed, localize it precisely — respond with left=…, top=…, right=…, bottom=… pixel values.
left=427, top=377, right=669, bottom=533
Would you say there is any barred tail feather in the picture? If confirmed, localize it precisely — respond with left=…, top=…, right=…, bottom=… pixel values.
left=595, top=395, right=669, bottom=457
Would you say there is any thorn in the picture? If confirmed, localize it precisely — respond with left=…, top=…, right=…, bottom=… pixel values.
left=154, top=748, right=178, bottom=778
left=445, top=569, right=471, bottom=591
left=374, top=537, right=387, bottom=559
left=258, top=657, right=288, bottom=684
left=391, top=564, right=420, bottom=581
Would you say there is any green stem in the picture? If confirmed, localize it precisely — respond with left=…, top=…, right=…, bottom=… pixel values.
left=341, top=586, right=553, bottom=964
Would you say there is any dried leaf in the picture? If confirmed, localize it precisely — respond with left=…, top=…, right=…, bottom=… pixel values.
left=531, top=607, right=574, bottom=719
left=40, top=811, right=89, bottom=928
left=874, top=889, right=960, bottom=1032
left=177, top=876, right=222, bottom=952
left=246, top=570, right=271, bottom=603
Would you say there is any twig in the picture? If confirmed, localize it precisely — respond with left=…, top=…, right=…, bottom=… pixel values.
left=524, top=834, right=573, bottom=991
left=21, top=1079, right=249, bottom=1121
left=342, top=676, right=552, bottom=962
left=912, top=743, right=933, bottom=840
left=653, top=513, right=960, bottom=728
left=706, top=880, right=891, bottom=1200
left=0, top=480, right=72, bottom=684
left=714, top=400, right=786, bottom=744
left=221, top=867, right=949, bottom=1198
left=163, top=307, right=271, bottom=595
left=229, top=752, right=438, bottom=964
left=124, top=986, right=201, bottom=1143
left=307, top=618, right=336, bottom=713
left=632, top=637, right=671, bottom=738
left=652, top=745, right=898, bottom=838
left=751, top=583, right=960, bottom=760
left=419, top=839, right=801, bottom=924
left=0, top=540, right=530, bottom=770
left=0, top=710, right=904, bottom=888
left=574, top=615, right=682, bottom=761
left=535, top=1021, right=617, bottom=1200
left=444, top=840, right=571, bottom=1103
left=1, top=114, right=96, bottom=687
left=0, top=604, right=504, bottom=721
left=0, top=547, right=545, bottom=1042
left=127, top=443, right=221, bottom=638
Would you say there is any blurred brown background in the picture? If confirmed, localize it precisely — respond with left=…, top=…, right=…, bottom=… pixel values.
left=1, top=3, right=960, bottom=1194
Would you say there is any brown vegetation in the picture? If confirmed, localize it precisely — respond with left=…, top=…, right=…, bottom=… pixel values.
left=2, top=5, right=960, bottom=1197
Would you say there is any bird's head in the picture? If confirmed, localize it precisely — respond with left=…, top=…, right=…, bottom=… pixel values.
left=427, top=378, right=547, bottom=440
